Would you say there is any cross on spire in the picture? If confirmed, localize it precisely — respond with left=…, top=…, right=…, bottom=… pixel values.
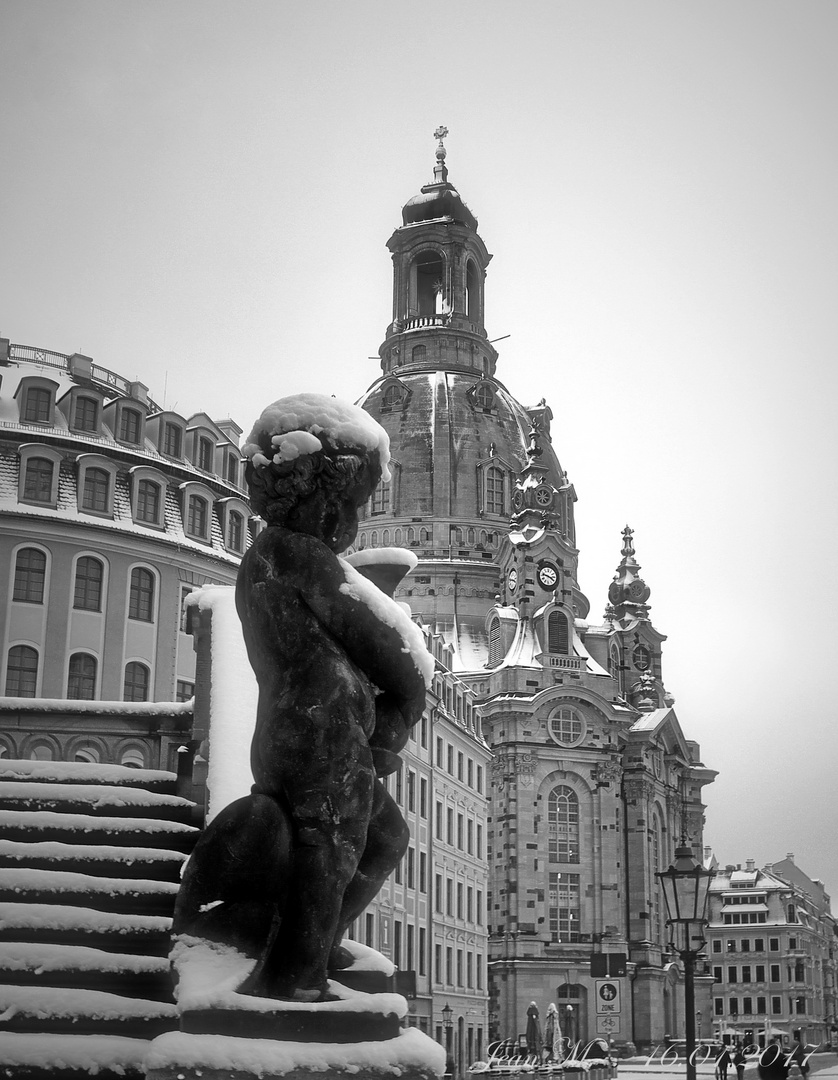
left=433, top=125, right=449, bottom=183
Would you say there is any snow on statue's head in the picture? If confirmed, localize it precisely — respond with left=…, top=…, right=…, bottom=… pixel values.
left=242, top=393, right=391, bottom=540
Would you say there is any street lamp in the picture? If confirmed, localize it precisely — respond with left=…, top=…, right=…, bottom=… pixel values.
left=443, top=1004, right=454, bottom=1076
left=657, top=845, right=714, bottom=1080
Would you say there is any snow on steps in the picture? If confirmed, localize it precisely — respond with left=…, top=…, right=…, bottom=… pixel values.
left=0, top=866, right=180, bottom=915
left=0, top=838, right=188, bottom=882
left=0, top=1032, right=149, bottom=1080
left=0, top=759, right=199, bottom=1072
left=0, top=941, right=172, bottom=999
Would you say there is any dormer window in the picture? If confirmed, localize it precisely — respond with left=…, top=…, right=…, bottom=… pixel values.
left=163, top=422, right=182, bottom=458
left=129, top=466, right=167, bottom=529
left=118, top=406, right=143, bottom=445
left=473, top=384, right=494, bottom=410
left=226, top=452, right=240, bottom=485
left=72, top=395, right=100, bottom=433
left=198, top=436, right=214, bottom=472
left=180, top=481, right=215, bottom=543
left=218, top=497, right=251, bottom=554
left=18, top=444, right=62, bottom=507
left=77, top=455, right=118, bottom=518
left=16, top=377, right=59, bottom=426
left=488, top=617, right=502, bottom=666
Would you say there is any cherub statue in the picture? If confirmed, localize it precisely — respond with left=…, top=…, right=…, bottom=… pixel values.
left=173, top=394, right=432, bottom=1002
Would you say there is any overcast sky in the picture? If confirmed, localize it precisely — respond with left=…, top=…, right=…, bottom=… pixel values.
left=2, top=1, right=836, bottom=900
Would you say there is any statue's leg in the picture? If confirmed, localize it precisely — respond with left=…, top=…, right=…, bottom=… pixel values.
left=243, top=727, right=376, bottom=1000
left=173, top=793, right=291, bottom=960
left=328, top=779, right=409, bottom=970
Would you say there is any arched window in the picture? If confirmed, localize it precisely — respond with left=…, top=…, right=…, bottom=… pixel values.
left=358, top=532, right=367, bottom=549
left=129, top=568, right=155, bottom=622
left=370, top=531, right=378, bottom=548
left=228, top=510, right=244, bottom=553
left=120, top=747, right=146, bottom=769
left=548, top=873, right=581, bottom=943
left=198, top=436, right=214, bottom=472
left=411, top=345, right=426, bottom=364
left=30, top=744, right=54, bottom=761
left=394, top=528, right=402, bottom=544
left=548, top=611, right=569, bottom=654
left=5, top=645, right=38, bottom=697
left=13, top=548, right=47, bottom=604
left=118, top=407, right=142, bottom=444
left=123, top=661, right=150, bottom=702
left=466, top=260, right=480, bottom=322
left=23, top=387, right=53, bottom=423
left=548, top=785, right=580, bottom=863
left=187, top=494, right=209, bottom=539
left=81, top=467, right=110, bottom=513
left=73, top=556, right=104, bottom=612
left=74, top=747, right=100, bottom=763
left=487, top=618, right=502, bottom=666
left=788, top=904, right=797, bottom=923
left=474, top=384, right=493, bottom=410
left=383, top=384, right=404, bottom=407
left=23, top=457, right=55, bottom=503
left=73, top=395, right=99, bottom=433
left=652, top=810, right=664, bottom=942
left=382, top=529, right=390, bottom=546
left=485, top=467, right=504, bottom=515
left=68, top=653, right=97, bottom=700
left=136, top=480, right=162, bottom=525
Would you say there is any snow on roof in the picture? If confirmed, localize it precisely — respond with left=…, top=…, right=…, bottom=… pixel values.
left=243, top=393, right=392, bottom=480
left=0, top=782, right=193, bottom=811
left=629, top=707, right=673, bottom=731
left=0, top=809, right=198, bottom=836
left=0, top=941, right=168, bottom=976
left=146, top=1026, right=445, bottom=1077
left=2, top=866, right=180, bottom=899
left=0, top=1032, right=152, bottom=1072
left=0, top=901, right=171, bottom=934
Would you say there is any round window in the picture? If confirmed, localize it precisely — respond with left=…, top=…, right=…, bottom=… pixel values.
left=633, top=645, right=651, bottom=671
left=548, top=706, right=585, bottom=747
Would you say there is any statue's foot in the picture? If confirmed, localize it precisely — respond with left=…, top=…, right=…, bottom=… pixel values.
left=327, top=944, right=355, bottom=972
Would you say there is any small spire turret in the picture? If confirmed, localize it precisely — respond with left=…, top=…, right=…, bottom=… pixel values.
left=433, top=125, right=449, bottom=184
left=608, top=525, right=651, bottom=622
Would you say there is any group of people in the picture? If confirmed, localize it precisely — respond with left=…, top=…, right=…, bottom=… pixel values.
left=716, top=1033, right=811, bottom=1080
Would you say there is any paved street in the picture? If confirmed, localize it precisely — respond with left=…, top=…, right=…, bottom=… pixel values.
left=617, top=1054, right=838, bottom=1080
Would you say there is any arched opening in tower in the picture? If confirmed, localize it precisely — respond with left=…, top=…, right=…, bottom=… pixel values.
left=466, top=259, right=481, bottom=322
left=413, top=251, right=446, bottom=316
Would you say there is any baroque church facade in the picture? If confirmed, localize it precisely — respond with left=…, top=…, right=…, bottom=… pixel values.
left=356, top=132, right=717, bottom=1051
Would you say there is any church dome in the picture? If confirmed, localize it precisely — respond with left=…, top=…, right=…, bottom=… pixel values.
left=401, top=182, right=478, bottom=231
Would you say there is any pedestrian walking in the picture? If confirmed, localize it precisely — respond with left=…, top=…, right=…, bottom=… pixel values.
left=789, top=1032, right=810, bottom=1079
left=757, top=1040, right=790, bottom=1080
left=733, top=1043, right=747, bottom=1080
left=717, top=1046, right=733, bottom=1080
left=543, top=1003, right=563, bottom=1062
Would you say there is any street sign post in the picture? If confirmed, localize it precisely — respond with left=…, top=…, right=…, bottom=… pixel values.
left=596, top=1016, right=621, bottom=1035
left=595, top=979, right=621, bottom=1015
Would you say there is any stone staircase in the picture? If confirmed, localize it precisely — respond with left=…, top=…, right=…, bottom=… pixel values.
left=0, top=759, right=200, bottom=1079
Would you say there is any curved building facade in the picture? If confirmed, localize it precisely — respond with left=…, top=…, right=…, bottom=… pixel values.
left=0, top=338, right=253, bottom=724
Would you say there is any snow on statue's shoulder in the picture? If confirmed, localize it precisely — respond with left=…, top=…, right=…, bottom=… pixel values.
left=338, top=559, right=434, bottom=687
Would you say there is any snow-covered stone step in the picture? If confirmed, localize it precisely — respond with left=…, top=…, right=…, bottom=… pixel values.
left=0, top=867, right=180, bottom=916
left=0, top=941, right=172, bottom=1000
left=0, top=783, right=195, bottom=824
left=0, top=983, right=178, bottom=1038
left=0, top=902, right=173, bottom=956
left=0, top=1032, right=149, bottom=1080
left=0, top=758, right=178, bottom=796
left=0, top=838, right=188, bottom=882
left=0, top=810, right=199, bottom=852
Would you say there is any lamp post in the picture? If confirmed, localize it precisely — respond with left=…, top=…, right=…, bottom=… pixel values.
left=657, top=845, right=714, bottom=1080
left=443, top=1003, right=454, bottom=1077
left=696, top=1012, right=702, bottom=1041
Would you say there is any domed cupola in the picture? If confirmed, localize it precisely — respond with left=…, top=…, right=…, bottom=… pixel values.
left=608, top=525, right=652, bottom=623
left=378, top=126, right=497, bottom=381
left=401, top=126, right=479, bottom=231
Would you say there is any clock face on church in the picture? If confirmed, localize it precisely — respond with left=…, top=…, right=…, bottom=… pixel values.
left=537, top=563, right=558, bottom=589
